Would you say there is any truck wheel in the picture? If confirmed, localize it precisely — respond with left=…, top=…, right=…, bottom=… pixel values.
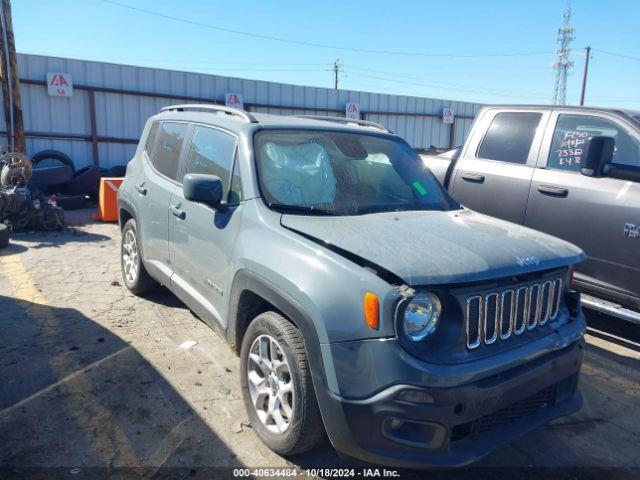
left=240, top=311, right=324, bottom=455
left=121, top=218, right=157, bottom=294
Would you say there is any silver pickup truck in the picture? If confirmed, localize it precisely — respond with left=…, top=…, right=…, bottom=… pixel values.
left=423, top=105, right=640, bottom=324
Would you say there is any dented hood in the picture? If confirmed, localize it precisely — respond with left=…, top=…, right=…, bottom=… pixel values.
left=281, top=209, right=585, bottom=285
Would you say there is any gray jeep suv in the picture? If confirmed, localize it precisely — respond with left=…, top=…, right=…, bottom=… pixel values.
left=118, top=104, right=587, bottom=468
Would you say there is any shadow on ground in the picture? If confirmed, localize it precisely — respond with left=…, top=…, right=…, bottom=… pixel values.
left=0, top=295, right=243, bottom=479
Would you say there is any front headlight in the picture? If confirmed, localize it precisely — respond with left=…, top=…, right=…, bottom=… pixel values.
left=402, top=292, right=441, bottom=341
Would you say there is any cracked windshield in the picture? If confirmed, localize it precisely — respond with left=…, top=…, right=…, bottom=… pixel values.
left=255, top=130, right=457, bottom=215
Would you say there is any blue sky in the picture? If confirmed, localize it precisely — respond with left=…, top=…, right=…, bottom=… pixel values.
left=12, top=0, right=640, bottom=109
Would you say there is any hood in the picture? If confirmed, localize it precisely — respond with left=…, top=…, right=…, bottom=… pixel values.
left=281, top=209, right=585, bottom=286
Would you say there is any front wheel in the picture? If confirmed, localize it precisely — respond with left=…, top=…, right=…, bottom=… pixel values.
left=240, top=311, right=324, bottom=455
left=121, top=218, right=157, bottom=294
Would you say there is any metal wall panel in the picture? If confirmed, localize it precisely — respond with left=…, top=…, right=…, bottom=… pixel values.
left=11, top=53, right=483, bottom=167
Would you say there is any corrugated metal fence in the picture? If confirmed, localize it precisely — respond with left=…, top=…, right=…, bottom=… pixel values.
left=2, top=54, right=482, bottom=169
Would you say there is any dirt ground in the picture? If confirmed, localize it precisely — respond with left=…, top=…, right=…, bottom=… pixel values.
left=0, top=210, right=638, bottom=480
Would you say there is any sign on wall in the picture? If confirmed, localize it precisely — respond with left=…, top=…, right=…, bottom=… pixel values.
left=47, top=73, right=73, bottom=97
left=442, top=107, right=455, bottom=124
left=225, top=93, right=244, bottom=109
left=346, top=102, right=360, bottom=119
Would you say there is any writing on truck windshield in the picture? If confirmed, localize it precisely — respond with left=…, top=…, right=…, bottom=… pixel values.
left=254, top=130, right=458, bottom=215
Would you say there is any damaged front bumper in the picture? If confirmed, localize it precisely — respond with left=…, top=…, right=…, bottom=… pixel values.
left=315, top=299, right=586, bottom=468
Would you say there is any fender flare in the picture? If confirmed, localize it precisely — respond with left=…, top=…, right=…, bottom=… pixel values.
left=227, top=269, right=354, bottom=447
left=116, top=197, right=148, bottom=263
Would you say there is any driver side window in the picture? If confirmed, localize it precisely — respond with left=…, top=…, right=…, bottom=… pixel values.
left=548, top=114, right=640, bottom=172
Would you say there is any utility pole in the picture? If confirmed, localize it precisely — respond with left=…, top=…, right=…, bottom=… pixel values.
left=580, top=46, right=591, bottom=106
left=551, top=1, right=575, bottom=105
left=333, top=59, right=343, bottom=90
left=0, top=0, right=24, bottom=153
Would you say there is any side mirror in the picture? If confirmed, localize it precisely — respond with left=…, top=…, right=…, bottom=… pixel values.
left=580, top=136, right=614, bottom=177
left=183, top=173, right=225, bottom=210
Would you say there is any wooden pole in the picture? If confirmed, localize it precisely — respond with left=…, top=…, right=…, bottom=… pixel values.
left=0, top=0, right=24, bottom=153
left=0, top=6, right=11, bottom=149
left=579, top=46, right=591, bottom=107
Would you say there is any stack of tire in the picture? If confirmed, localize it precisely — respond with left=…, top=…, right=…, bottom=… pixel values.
left=0, top=223, right=8, bottom=249
left=29, top=150, right=101, bottom=211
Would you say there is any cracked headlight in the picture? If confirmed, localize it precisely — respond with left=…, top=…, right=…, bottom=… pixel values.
left=402, top=292, right=441, bottom=341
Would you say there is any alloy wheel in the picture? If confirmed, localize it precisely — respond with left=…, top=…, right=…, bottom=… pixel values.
left=122, top=229, right=139, bottom=285
left=246, top=334, right=295, bottom=434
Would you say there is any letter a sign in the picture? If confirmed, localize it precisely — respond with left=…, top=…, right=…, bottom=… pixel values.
left=47, top=72, right=73, bottom=97
left=346, top=102, right=360, bottom=119
left=225, top=93, right=244, bottom=109
left=442, top=107, right=454, bottom=124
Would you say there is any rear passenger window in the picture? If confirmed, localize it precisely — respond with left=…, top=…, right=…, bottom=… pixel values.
left=548, top=114, right=640, bottom=172
left=186, top=126, right=238, bottom=201
left=477, top=112, right=542, bottom=164
left=148, top=122, right=188, bottom=181
left=145, top=122, right=159, bottom=154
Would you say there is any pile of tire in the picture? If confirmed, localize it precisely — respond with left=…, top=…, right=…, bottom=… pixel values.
left=29, top=150, right=95, bottom=210
left=0, top=223, right=8, bottom=249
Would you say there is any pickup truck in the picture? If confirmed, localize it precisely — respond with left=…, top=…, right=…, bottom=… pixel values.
left=422, top=105, right=640, bottom=324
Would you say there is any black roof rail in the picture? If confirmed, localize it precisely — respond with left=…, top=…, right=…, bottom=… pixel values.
left=294, top=115, right=389, bottom=132
left=160, top=104, right=258, bottom=123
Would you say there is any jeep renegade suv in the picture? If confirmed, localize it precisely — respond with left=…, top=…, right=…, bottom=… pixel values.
left=118, top=104, right=586, bottom=468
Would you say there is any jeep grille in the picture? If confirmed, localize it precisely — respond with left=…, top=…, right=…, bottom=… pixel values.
left=465, top=278, right=563, bottom=349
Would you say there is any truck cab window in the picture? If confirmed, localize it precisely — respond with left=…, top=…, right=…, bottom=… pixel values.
left=549, top=114, right=640, bottom=172
left=477, top=112, right=542, bottom=164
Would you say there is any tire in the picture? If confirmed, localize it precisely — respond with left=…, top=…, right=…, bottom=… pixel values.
left=29, top=165, right=74, bottom=187
left=32, top=150, right=75, bottom=173
left=121, top=218, right=157, bottom=295
left=56, top=194, right=86, bottom=211
left=0, top=224, right=9, bottom=249
left=240, top=311, right=324, bottom=455
left=60, top=165, right=100, bottom=195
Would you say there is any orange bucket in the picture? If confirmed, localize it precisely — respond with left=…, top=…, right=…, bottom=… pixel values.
left=95, top=177, right=123, bottom=222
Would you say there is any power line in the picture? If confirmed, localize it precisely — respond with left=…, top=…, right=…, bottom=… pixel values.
left=100, top=0, right=554, bottom=59
left=593, top=48, right=640, bottom=62
left=348, top=66, right=552, bottom=98
left=346, top=70, right=553, bottom=99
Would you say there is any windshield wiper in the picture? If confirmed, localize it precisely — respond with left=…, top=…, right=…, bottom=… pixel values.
left=268, top=203, right=341, bottom=216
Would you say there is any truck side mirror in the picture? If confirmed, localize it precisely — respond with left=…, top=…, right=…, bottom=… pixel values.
left=580, top=136, right=615, bottom=177
left=183, top=173, right=226, bottom=211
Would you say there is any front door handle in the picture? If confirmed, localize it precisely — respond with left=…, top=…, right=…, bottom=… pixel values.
left=461, top=173, right=486, bottom=184
left=170, top=205, right=186, bottom=220
left=135, top=183, right=147, bottom=195
left=537, top=185, right=569, bottom=198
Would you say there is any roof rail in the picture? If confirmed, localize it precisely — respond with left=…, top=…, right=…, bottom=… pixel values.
left=294, top=115, right=389, bottom=132
left=160, top=104, right=258, bottom=123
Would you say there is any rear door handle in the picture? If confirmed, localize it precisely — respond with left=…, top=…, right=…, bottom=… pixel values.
left=170, top=205, right=186, bottom=220
left=537, top=185, right=569, bottom=198
left=135, top=183, right=147, bottom=195
left=461, top=173, right=485, bottom=183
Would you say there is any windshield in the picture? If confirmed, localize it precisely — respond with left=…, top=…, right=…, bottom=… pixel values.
left=254, top=129, right=458, bottom=215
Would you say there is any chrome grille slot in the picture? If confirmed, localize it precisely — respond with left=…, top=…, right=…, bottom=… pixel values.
left=527, top=283, right=542, bottom=330
left=465, top=277, right=564, bottom=350
left=551, top=279, right=563, bottom=319
left=514, top=287, right=528, bottom=335
left=466, top=296, right=483, bottom=349
left=484, top=293, right=499, bottom=344
left=500, top=290, right=515, bottom=340
left=540, top=281, right=552, bottom=325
